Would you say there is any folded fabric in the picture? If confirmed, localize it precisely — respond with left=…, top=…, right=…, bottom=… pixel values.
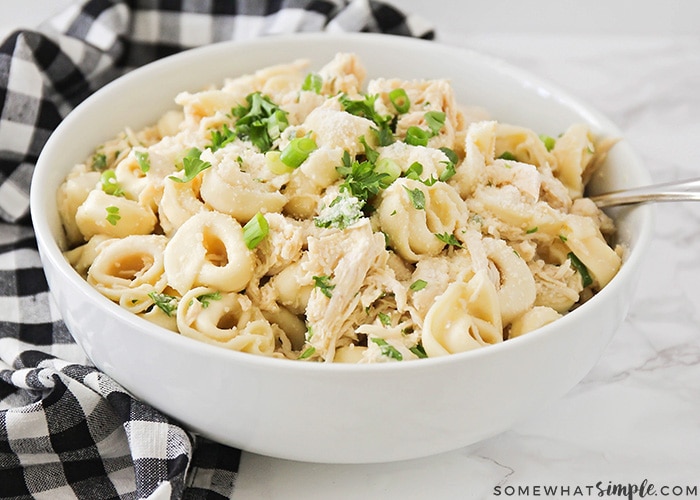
left=0, top=1, right=434, bottom=498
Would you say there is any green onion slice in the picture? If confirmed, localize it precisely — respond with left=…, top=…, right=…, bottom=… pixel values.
left=243, top=212, right=270, bottom=249
left=100, top=170, right=124, bottom=196
left=280, top=137, right=318, bottom=168
left=302, top=72, right=323, bottom=94
left=405, top=126, right=430, bottom=147
left=388, top=88, right=410, bottom=114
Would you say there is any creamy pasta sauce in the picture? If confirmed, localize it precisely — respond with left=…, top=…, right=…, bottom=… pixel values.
left=58, top=53, right=622, bottom=363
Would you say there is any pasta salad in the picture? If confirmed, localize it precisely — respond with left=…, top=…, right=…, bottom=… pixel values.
left=57, top=53, right=622, bottom=363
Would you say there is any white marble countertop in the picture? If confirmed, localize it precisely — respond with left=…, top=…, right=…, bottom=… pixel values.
left=3, top=2, right=700, bottom=499
left=232, top=31, right=700, bottom=500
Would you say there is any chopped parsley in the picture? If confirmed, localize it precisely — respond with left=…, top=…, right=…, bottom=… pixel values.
left=92, top=152, right=108, bottom=171
left=559, top=234, right=568, bottom=242
left=378, top=312, right=392, bottom=326
left=339, top=93, right=395, bottom=146
left=339, top=93, right=385, bottom=126
left=435, top=232, right=463, bottom=248
left=438, top=147, right=458, bottom=182
left=148, top=291, right=178, bottom=317
left=403, top=185, right=426, bottom=210
left=312, top=275, right=335, bottom=298
left=169, top=148, right=212, bottom=183
left=409, top=279, right=428, bottom=292
left=302, top=72, right=323, bottom=94
left=526, top=227, right=539, bottom=234
left=134, top=150, right=150, bottom=173
left=336, top=150, right=390, bottom=203
left=370, top=337, right=403, bottom=361
left=409, top=344, right=428, bottom=359
left=314, top=192, right=364, bottom=230
left=231, top=92, right=289, bottom=152
left=209, top=124, right=237, bottom=152
left=196, top=291, right=221, bottom=308
left=567, top=252, right=593, bottom=288
left=105, top=206, right=121, bottom=225
left=404, top=161, right=423, bottom=180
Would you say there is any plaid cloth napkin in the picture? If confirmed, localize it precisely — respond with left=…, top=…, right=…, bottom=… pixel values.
left=0, top=1, right=434, bottom=498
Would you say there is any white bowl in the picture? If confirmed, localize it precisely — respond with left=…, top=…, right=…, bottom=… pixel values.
left=30, top=33, right=653, bottom=464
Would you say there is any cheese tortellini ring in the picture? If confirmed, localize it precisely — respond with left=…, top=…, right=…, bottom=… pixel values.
left=159, top=172, right=208, bottom=235
left=334, top=344, right=367, bottom=363
left=509, top=306, right=562, bottom=339
left=484, top=238, right=537, bottom=325
left=552, top=124, right=596, bottom=199
left=75, top=190, right=157, bottom=240
left=378, top=178, right=466, bottom=262
left=452, top=120, right=496, bottom=197
left=302, top=106, right=374, bottom=156
left=422, top=270, right=503, bottom=357
left=57, top=168, right=101, bottom=246
left=177, top=287, right=276, bottom=355
left=495, top=123, right=555, bottom=169
left=283, top=147, right=343, bottom=218
left=114, top=154, right=149, bottom=202
left=199, top=165, right=287, bottom=224
left=267, top=261, right=313, bottom=315
left=87, top=235, right=168, bottom=313
left=163, top=211, right=254, bottom=295
left=561, top=215, right=621, bottom=288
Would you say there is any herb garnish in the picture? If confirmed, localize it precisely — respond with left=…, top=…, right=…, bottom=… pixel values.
left=378, top=312, right=392, bottom=326
left=209, top=124, right=237, bottom=152
left=370, top=337, right=403, bottom=361
left=312, top=275, right=335, bottom=298
left=100, top=170, right=124, bottom=196
left=336, top=151, right=390, bottom=203
left=403, top=185, right=426, bottom=210
left=339, top=93, right=395, bottom=146
left=314, top=192, right=364, bottom=230
left=92, top=152, right=107, bottom=171
left=409, top=279, right=428, bottom=292
left=148, top=291, right=178, bottom=317
left=438, top=147, right=458, bottom=181
left=135, top=150, right=150, bottom=173
left=169, top=148, right=212, bottom=183
left=243, top=212, right=270, bottom=249
left=105, top=206, right=121, bottom=225
left=231, top=92, right=289, bottom=152
left=196, top=291, right=221, bottom=308
left=539, top=134, right=556, bottom=152
left=568, top=252, right=593, bottom=288
left=302, top=72, right=323, bottom=94
left=409, top=344, right=428, bottom=359
left=435, top=232, right=463, bottom=248
left=299, top=346, right=316, bottom=359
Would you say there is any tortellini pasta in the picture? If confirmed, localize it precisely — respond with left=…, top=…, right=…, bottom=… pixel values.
left=58, top=53, right=623, bottom=363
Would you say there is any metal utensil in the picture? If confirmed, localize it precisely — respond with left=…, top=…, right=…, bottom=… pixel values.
left=590, top=177, right=700, bottom=207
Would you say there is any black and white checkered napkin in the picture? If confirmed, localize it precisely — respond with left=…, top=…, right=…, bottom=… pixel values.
left=0, top=1, right=433, bottom=498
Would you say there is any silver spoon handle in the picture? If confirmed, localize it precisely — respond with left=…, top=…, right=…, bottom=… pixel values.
left=590, top=177, right=700, bottom=207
